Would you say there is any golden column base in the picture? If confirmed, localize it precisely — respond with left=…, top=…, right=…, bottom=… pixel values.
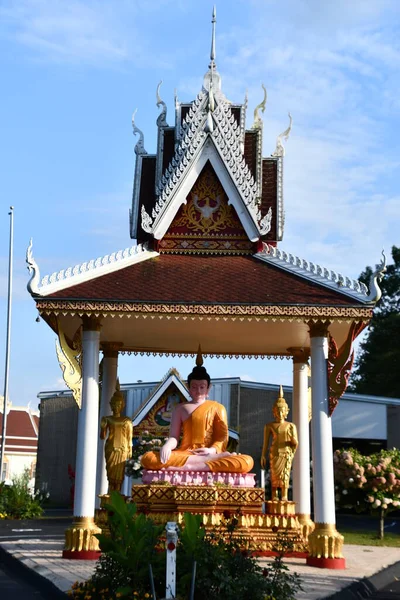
left=63, top=516, right=101, bottom=560
left=266, top=500, right=296, bottom=516
left=306, top=523, right=346, bottom=569
left=296, top=513, right=315, bottom=540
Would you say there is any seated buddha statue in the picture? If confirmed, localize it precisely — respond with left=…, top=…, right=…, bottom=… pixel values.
left=260, top=386, right=298, bottom=501
left=141, top=354, right=253, bottom=474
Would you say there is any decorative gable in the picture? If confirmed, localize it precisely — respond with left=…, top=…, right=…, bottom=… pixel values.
left=130, top=12, right=290, bottom=251
left=159, top=161, right=254, bottom=255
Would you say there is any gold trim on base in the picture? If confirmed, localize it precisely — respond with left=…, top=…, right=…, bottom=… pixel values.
left=308, top=522, right=344, bottom=559
left=266, top=500, right=296, bottom=516
left=296, top=513, right=315, bottom=539
left=64, top=516, right=101, bottom=553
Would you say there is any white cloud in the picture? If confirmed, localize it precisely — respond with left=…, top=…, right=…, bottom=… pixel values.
left=0, top=0, right=173, bottom=68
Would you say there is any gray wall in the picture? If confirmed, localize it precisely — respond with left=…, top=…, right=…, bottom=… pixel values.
left=387, top=405, right=400, bottom=449
left=238, top=384, right=293, bottom=475
left=36, top=396, right=79, bottom=506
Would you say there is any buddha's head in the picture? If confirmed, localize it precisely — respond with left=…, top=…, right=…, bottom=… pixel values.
left=272, top=385, right=289, bottom=422
left=110, top=379, right=125, bottom=415
left=188, top=345, right=211, bottom=403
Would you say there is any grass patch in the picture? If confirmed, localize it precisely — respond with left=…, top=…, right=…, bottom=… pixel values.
left=341, top=529, right=400, bottom=547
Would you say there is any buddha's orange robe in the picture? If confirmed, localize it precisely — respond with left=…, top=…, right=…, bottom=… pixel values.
left=141, top=400, right=253, bottom=473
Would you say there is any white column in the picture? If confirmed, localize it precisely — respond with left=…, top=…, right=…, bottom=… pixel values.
left=290, top=349, right=311, bottom=519
left=95, top=343, right=120, bottom=506
left=307, top=321, right=345, bottom=568
left=310, top=331, right=336, bottom=526
left=73, top=320, right=101, bottom=518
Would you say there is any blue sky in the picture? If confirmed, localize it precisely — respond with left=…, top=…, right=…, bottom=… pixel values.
left=0, top=0, right=399, bottom=409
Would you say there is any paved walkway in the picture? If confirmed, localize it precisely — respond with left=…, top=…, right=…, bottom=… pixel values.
left=1, top=538, right=400, bottom=599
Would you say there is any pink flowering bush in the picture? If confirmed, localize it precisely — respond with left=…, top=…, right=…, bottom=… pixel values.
left=334, top=447, right=400, bottom=538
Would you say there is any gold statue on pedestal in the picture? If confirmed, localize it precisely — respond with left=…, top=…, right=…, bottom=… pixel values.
left=261, top=386, right=298, bottom=501
left=140, top=348, right=253, bottom=474
left=100, top=381, right=133, bottom=493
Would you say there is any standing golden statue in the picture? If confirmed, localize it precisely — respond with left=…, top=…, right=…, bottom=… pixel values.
left=261, top=386, right=298, bottom=501
left=100, top=381, right=133, bottom=493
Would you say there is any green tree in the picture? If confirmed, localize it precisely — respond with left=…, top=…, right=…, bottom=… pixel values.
left=349, top=246, right=400, bottom=398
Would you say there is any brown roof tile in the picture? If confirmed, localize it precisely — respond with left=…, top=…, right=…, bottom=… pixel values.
left=45, top=254, right=361, bottom=306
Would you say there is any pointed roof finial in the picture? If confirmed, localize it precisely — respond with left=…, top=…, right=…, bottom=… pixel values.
left=196, top=344, right=204, bottom=367
left=210, top=6, right=217, bottom=70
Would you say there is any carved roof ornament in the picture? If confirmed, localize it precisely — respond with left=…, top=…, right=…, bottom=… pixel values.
left=252, top=84, right=267, bottom=129
left=156, top=80, right=168, bottom=127
left=141, top=205, right=153, bottom=233
left=26, top=238, right=41, bottom=296
left=256, top=243, right=372, bottom=302
left=259, top=207, right=272, bottom=235
left=55, top=320, right=82, bottom=408
left=132, top=109, right=147, bottom=155
left=272, top=112, right=292, bottom=157
left=367, top=250, right=387, bottom=303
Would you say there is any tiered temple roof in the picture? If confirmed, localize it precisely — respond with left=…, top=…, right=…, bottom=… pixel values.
left=26, top=9, right=385, bottom=358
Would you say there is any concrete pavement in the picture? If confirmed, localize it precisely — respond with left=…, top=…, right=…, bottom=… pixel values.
left=1, top=536, right=400, bottom=599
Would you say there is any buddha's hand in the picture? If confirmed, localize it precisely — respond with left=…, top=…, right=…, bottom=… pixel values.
left=260, top=456, right=266, bottom=469
left=192, top=447, right=217, bottom=456
left=160, top=439, right=175, bottom=464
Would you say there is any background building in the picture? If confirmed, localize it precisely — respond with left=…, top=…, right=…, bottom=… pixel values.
left=0, top=401, right=39, bottom=483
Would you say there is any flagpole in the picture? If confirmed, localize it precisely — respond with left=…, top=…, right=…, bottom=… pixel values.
left=0, top=206, right=14, bottom=481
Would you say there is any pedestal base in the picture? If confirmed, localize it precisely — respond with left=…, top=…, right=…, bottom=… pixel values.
left=63, top=517, right=101, bottom=560
left=142, top=469, right=256, bottom=487
left=131, top=483, right=306, bottom=554
left=62, top=549, right=101, bottom=560
left=307, top=523, right=345, bottom=568
left=306, top=556, right=346, bottom=569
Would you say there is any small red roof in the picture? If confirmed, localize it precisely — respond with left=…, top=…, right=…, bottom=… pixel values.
left=0, top=408, right=39, bottom=454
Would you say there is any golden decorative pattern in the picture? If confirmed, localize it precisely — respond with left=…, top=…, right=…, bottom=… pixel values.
left=296, top=513, right=315, bottom=540
left=37, top=300, right=373, bottom=321
left=126, top=484, right=306, bottom=554
left=161, top=162, right=252, bottom=255
left=55, top=320, right=82, bottom=408
left=307, top=523, right=344, bottom=559
left=131, top=483, right=264, bottom=514
left=64, top=517, right=101, bottom=552
left=173, top=169, right=239, bottom=234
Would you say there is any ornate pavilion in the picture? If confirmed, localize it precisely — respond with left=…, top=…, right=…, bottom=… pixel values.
left=27, top=11, right=384, bottom=567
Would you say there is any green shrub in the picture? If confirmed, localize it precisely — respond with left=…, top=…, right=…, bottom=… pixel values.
left=69, top=491, right=165, bottom=599
left=177, top=511, right=302, bottom=600
left=68, top=494, right=302, bottom=600
left=0, top=469, right=45, bottom=519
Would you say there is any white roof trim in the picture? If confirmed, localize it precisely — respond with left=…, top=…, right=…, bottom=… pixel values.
left=31, top=243, right=158, bottom=297
left=254, top=244, right=370, bottom=303
left=152, top=138, right=260, bottom=242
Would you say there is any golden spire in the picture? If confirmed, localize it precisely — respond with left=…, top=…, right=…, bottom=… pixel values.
left=209, top=6, right=217, bottom=71
left=196, top=345, right=204, bottom=367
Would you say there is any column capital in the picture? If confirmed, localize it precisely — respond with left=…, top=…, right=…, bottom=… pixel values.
left=287, top=347, right=310, bottom=364
left=81, top=315, right=102, bottom=332
left=308, top=320, right=330, bottom=338
left=101, top=342, right=123, bottom=358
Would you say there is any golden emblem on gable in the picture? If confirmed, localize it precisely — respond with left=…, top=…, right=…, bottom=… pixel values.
left=173, top=165, right=240, bottom=234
